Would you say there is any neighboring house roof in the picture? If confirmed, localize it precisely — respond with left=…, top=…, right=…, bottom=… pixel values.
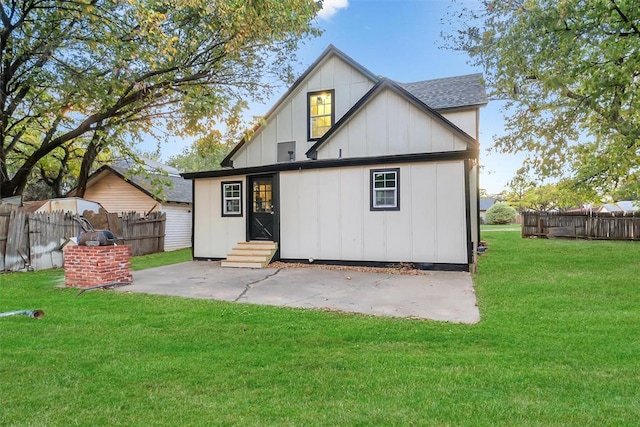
left=479, top=198, right=496, bottom=211
left=399, top=74, right=488, bottom=110
left=70, top=158, right=192, bottom=204
left=597, top=200, right=639, bottom=213
left=305, top=78, right=478, bottom=159
left=615, top=200, right=639, bottom=212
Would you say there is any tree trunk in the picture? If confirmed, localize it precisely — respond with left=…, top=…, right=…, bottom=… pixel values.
left=75, top=133, right=102, bottom=198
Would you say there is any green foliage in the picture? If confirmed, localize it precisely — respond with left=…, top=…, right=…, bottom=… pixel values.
left=485, top=202, right=517, bottom=224
left=503, top=169, right=600, bottom=212
left=445, top=0, right=640, bottom=193
left=2, top=234, right=640, bottom=424
left=0, top=0, right=321, bottom=197
left=611, top=176, right=640, bottom=201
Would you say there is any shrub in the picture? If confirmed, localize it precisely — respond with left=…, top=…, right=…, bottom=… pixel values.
left=485, top=202, right=517, bottom=224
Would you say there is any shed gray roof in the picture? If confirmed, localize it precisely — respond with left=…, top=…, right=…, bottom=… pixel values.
left=110, top=158, right=192, bottom=204
left=479, top=198, right=496, bottom=211
left=400, top=73, right=487, bottom=110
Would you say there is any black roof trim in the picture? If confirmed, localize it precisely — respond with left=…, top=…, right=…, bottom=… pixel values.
left=305, top=78, right=478, bottom=158
left=182, top=149, right=478, bottom=180
left=221, top=45, right=380, bottom=167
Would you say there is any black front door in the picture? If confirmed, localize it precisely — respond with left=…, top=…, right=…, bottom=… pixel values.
left=249, top=175, right=275, bottom=240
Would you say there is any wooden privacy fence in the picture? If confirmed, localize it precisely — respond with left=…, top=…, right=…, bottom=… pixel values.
left=522, top=211, right=640, bottom=240
left=0, top=208, right=165, bottom=272
left=119, top=211, right=166, bottom=256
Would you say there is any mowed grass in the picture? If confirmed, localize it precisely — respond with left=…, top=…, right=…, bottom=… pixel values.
left=1, top=235, right=639, bottom=426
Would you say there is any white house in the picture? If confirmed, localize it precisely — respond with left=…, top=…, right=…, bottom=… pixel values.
left=183, top=45, right=487, bottom=271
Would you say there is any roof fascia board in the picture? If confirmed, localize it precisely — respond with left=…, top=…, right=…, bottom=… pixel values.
left=183, top=149, right=478, bottom=180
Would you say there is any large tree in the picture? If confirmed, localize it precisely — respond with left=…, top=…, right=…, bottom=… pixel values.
left=0, top=0, right=321, bottom=198
left=445, top=0, right=640, bottom=193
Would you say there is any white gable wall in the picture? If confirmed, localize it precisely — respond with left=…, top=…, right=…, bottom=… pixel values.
left=441, top=109, right=479, bottom=140
left=316, top=88, right=470, bottom=159
left=231, top=54, right=376, bottom=168
left=279, top=161, right=468, bottom=264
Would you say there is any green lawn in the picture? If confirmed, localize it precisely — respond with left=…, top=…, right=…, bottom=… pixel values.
left=481, top=223, right=522, bottom=232
left=1, top=235, right=639, bottom=426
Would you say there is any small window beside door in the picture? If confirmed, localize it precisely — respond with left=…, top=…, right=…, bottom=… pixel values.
left=221, top=181, right=242, bottom=217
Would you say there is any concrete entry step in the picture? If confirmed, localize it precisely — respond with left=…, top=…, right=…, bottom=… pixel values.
left=222, top=241, right=278, bottom=268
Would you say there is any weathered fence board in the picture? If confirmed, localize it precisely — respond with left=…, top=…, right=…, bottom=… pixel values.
left=5, top=210, right=29, bottom=271
left=0, top=207, right=166, bottom=272
left=523, top=212, right=640, bottom=240
left=119, top=211, right=165, bottom=256
left=0, top=204, right=17, bottom=271
left=28, top=212, right=81, bottom=271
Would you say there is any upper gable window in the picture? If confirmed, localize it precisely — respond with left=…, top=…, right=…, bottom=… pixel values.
left=308, top=90, right=335, bottom=141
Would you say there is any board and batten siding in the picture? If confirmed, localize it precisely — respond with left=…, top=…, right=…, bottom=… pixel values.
left=231, top=54, right=375, bottom=168
left=441, top=109, right=479, bottom=141
left=83, top=172, right=158, bottom=214
left=279, top=161, right=468, bottom=264
left=162, top=203, right=192, bottom=251
left=193, top=176, right=246, bottom=258
left=316, top=88, right=470, bottom=160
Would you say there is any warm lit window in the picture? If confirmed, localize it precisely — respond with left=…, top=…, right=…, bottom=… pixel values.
left=308, top=90, right=334, bottom=140
left=221, top=181, right=242, bottom=217
left=370, top=168, right=400, bottom=211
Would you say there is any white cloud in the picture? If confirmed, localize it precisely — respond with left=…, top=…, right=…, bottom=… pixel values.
left=317, top=0, right=349, bottom=20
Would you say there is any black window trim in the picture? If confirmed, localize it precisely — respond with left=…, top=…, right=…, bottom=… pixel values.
left=307, top=89, right=335, bottom=141
left=221, top=181, right=243, bottom=217
left=370, top=168, right=400, bottom=211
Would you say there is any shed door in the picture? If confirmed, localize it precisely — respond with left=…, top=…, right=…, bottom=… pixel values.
left=248, top=175, right=275, bottom=241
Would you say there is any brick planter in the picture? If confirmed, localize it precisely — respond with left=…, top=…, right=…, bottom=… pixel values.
left=64, top=245, right=132, bottom=288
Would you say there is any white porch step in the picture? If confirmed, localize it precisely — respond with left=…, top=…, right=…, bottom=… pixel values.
left=220, top=260, right=266, bottom=269
left=226, top=255, right=271, bottom=263
left=229, top=249, right=273, bottom=256
left=234, top=241, right=277, bottom=251
left=222, top=241, right=278, bottom=269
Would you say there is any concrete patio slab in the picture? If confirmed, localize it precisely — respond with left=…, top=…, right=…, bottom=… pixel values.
left=118, top=261, right=480, bottom=323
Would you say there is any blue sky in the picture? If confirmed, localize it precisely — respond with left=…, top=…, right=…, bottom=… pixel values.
left=162, top=0, right=524, bottom=194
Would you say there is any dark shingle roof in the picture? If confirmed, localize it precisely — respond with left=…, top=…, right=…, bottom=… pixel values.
left=111, top=158, right=192, bottom=204
left=400, top=73, right=487, bottom=110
